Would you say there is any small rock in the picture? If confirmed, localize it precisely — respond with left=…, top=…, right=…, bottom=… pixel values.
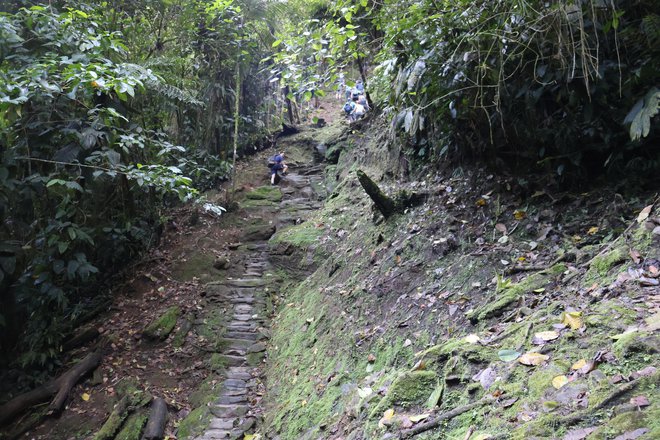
left=247, top=342, right=267, bottom=353
left=213, top=257, right=230, bottom=270
left=367, top=353, right=376, bottom=363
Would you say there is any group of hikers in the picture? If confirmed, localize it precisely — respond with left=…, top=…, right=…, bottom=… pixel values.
left=267, top=74, right=370, bottom=184
left=336, top=73, right=369, bottom=122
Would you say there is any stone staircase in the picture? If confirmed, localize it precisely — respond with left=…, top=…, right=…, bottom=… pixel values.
left=194, top=158, right=326, bottom=440
left=193, top=249, right=269, bottom=440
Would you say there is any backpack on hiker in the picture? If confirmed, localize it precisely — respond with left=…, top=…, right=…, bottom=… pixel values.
left=267, top=155, right=277, bottom=168
left=343, top=101, right=355, bottom=115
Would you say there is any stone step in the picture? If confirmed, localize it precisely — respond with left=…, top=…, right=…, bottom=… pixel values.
left=196, top=429, right=231, bottom=439
left=233, top=304, right=255, bottom=314
left=223, top=378, right=247, bottom=389
left=226, top=278, right=267, bottom=288
left=216, top=394, right=248, bottom=405
left=223, top=348, right=245, bottom=357
left=220, top=387, right=248, bottom=397
left=233, top=314, right=261, bottom=322
left=216, top=354, right=245, bottom=367
left=210, top=404, right=249, bottom=418
left=209, top=419, right=235, bottom=430
left=227, top=320, right=257, bottom=328
left=220, top=338, right=256, bottom=349
left=224, top=331, right=259, bottom=341
left=225, top=370, right=252, bottom=381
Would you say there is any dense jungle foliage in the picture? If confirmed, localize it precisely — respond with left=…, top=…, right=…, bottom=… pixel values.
left=0, top=0, right=285, bottom=370
left=1, top=0, right=658, bottom=378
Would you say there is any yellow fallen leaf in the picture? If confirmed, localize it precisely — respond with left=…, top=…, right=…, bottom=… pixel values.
left=637, top=204, right=652, bottom=223
left=571, top=359, right=587, bottom=370
left=562, top=311, right=583, bottom=330
left=476, top=198, right=487, bottom=207
left=378, top=408, right=395, bottom=428
left=301, top=399, right=307, bottom=407
left=81, top=393, right=90, bottom=401
left=514, top=210, right=526, bottom=220
left=409, top=413, right=430, bottom=423
left=552, top=375, right=569, bottom=389
left=533, top=288, right=545, bottom=293
left=587, top=226, right=599, bottom=235
left=464, top=334, right=480, bottom=344
left=519, top=352, right=549, bottom=366
left=534, top=330, right=560, bottom=342
left=474, top=435, right=493, bottom=440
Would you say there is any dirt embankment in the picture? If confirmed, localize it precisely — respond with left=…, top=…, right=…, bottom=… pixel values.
left=260, top=111, right=660, bottom=440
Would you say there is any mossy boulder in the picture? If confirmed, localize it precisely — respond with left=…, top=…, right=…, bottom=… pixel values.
left=143, top=306, right=180, bottom=340
left=270, top=222, right=325, bottom=248
left=245, top=186, right=282, bottom=202
left=241, top=223, right=276, bottom=241
left=467, top=264, right=566, bottom=323
left=372, top=371, right=438, bottom=416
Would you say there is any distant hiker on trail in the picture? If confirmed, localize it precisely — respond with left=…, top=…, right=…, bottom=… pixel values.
left=355, top=79, right=364, bottom=94
left=349, top=95, right=365, bottom=122
left=269, top=152, right=288, bottom=185
left=357, top=93, right=369, bottom=111
left=335, top=72, right=346, bottom=101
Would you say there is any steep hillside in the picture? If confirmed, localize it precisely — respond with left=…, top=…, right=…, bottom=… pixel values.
left=261, top=113, right=660, bottom=440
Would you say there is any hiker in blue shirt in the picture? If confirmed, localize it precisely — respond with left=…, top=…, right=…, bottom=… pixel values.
left=355, top=79, right=365, bottom=94
left=270, top=152, right=288, bottom=185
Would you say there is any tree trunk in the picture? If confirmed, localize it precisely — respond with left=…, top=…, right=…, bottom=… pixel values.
left=356, top=169, right=399, bottom=219
left=142, top=397, right=167, bottom=440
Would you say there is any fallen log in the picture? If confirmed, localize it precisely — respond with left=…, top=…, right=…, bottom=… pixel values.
left=0, top=350, right=102, bottom=426
left=93, top=395, right=131, bottom=440
left=142, top=397, right=167, bottom=440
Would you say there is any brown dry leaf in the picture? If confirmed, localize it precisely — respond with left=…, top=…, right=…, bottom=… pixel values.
left=637, top=204, right=653, bottom=223
left=552, top=375, right=569, bottom=389
left=411, top=360, right=426, bottom=371
left=571, top=359, right=588, bottom=370
left=562, top=311, right=584, bottom=330
left=629, top=250, right=642, bottom=264
left=378, top=408, right=395, bottom=428
left=495, top=223, right=508, bottom=234
left=519, top=352, right=549, bottom=366
left=367, top=353, right=376, bottom=363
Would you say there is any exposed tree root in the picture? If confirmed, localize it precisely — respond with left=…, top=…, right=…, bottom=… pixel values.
left=400, top=397, right=492, bottom=438
left=0, top=351, right=102, bottom=426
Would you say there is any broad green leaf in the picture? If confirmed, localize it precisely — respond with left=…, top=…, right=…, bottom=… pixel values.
left=498, top=349, right=521, bottom=362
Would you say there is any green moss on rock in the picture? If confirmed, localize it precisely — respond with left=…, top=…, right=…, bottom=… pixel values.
left=271, top=222, right=324, bottom=248
left=114, top=410, right=148, bottom=440
left=245, top=185, right=282, bottom=201
left=587, top=246, right=627, bottom=278
left=467, top=264, right=566, bottom=322
left=372, top=371, right=438, bottom=416
left=143, top=306, right=180, bottom=340
left=177, top=406, right=212, bottom=440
